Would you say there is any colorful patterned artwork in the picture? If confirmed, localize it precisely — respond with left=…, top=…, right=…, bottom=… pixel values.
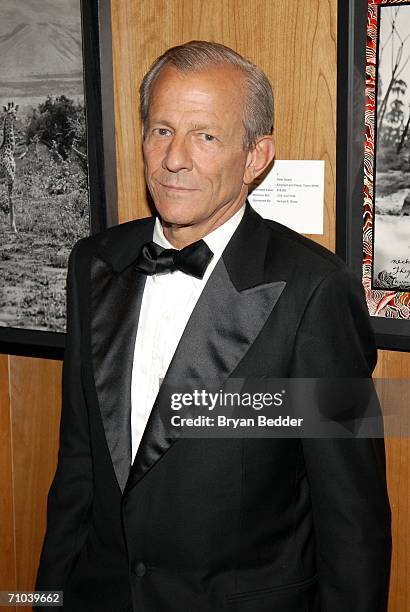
left=364, top=0, right=410, bottom=318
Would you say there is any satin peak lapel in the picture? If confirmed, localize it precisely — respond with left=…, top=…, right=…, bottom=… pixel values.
left=90, top=220, right=154, bottom=493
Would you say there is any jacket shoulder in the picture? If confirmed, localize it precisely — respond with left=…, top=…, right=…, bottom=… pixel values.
left=262, top=217, right=348, bottom=279
left=73, top=216, right=153, bottom=253
left=68, top=216, right=155, bottom=272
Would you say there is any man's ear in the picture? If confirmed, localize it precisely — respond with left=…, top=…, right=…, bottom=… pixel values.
left=243, top=135, right=275, bottom=185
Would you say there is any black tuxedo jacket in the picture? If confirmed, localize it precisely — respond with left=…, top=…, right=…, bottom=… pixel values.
left=36, top=204, right=391, bottom=612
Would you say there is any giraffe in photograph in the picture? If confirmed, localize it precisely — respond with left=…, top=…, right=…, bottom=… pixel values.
left=0, top=101, right=19, bottom=233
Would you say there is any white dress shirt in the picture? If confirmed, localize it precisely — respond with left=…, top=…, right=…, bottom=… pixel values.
left=130, top=205, right=245, bottom=463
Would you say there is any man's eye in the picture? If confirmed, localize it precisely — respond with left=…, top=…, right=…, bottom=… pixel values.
left=201, top=133, right=216, bottom=142
left=154, top=128, right=171, bottom=136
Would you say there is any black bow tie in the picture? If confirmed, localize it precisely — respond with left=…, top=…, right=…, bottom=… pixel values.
left=135, top=239, right=214, bottom=279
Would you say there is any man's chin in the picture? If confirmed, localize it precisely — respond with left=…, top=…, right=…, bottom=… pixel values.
left=159, top=215, right=195, bottom=229
left=153, top=202, right=198, bottom=228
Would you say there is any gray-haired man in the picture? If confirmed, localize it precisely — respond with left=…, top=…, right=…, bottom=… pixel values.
left=36, top=41, right=391, bottom=612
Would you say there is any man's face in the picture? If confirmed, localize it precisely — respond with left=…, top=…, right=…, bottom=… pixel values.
left=143, top=65, right=253, bottom=231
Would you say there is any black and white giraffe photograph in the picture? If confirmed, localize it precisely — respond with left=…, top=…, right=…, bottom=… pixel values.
left=373, top=3, right=410, bottom=291
left=0, top=0, right=89, bottom=333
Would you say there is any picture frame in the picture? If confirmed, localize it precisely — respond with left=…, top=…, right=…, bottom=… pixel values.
left=0, top=0, right=117, bottom=360
left=337, top=0, right=410, bottom=351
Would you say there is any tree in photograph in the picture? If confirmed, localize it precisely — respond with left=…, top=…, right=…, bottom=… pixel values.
left=67, top=107, right=87, bottom=177
left=378, top=7, right=410, bottom=134
left=26, top=95, right=85, bottom=161
left=396, top=100, right=410, bottom=153
left=386, top=98, right=404, bottom=127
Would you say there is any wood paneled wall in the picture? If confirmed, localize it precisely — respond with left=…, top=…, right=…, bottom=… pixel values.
left=0, top=1, right=408, bottom=610
left=112, top=0, right=337, bottom=250
left=0, top=354, right=16, bottom=612
left=0, top=355, right=62, bottom=612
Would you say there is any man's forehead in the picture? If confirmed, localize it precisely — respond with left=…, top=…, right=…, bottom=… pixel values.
left=147, top=65, right=246, bottom=118
left=150, top=64, right=246, bottom=98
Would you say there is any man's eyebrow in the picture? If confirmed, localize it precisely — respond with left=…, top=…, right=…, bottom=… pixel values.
left=149, top=118, right=173, bottom=127
left=148, top=119, right=223, bottom=132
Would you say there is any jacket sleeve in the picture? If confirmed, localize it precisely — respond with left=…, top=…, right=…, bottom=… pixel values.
left=290, top=266, right=392, bottom=612
left=35, top=238, right=93, bottom=594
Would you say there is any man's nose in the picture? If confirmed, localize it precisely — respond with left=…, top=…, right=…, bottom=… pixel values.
left=162, top=134, right=192, bottom=173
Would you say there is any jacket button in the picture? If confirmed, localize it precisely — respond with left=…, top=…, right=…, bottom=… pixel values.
left=134, top=561, right=146, bottom=577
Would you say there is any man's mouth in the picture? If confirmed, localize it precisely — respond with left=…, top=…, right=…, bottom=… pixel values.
left=160, top=184, right=199, bottom=192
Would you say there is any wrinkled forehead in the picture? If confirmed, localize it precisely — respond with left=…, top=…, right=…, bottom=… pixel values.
left=155, top=63, right=245, bottom=97
left=148, top=65, right=247, bottom=124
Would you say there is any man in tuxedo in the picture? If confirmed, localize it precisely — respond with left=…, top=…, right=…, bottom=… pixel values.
left=36, top=41, right=391, bottom=611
